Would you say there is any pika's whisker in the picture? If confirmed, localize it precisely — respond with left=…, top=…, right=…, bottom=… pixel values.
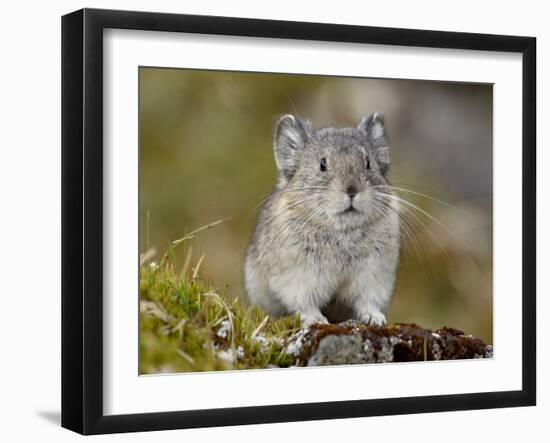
left=372, top=197, right=425, bottom=267
left=370, top=200, right=410, bottom=258
left=249, top=186, right=328, bottom=214
left=258, top=204, right=325, bottom=261
left=370, top=184, right=465, bottom=214
left=380, top=193, right=471, bottom=255
left=259, top=194, right=321, bottom=226
left=377, top=195, right=441, bottom=266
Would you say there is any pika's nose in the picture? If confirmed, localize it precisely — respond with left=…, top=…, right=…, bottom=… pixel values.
left=346, top=185, right=358, bottom=199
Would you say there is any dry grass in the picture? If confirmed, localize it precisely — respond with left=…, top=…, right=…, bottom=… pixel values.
left=139, top=233, right=301, bottom=373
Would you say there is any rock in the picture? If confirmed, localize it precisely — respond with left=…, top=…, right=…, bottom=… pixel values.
left=308, top=334, right=365, bottom=366
left=284, top=321, right=493, bottom=366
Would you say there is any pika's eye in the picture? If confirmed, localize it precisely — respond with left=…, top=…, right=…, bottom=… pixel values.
left=366, top=157, right=371, bottom=170
left=320, top=157, right=327, bottom=172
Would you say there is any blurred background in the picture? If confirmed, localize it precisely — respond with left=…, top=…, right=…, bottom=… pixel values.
left=139, top=67, right=493, bottom=344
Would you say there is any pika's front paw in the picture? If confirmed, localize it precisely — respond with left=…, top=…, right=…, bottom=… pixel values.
left=358, top=311, right=386, bottom=326
left=300, top=312, right=329, bottom=327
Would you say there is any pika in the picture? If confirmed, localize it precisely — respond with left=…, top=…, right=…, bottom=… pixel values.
left=245, top=114, right=400, bottom=327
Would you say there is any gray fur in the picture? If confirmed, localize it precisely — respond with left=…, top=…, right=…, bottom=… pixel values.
left=245, top=114, right=401, bottom=326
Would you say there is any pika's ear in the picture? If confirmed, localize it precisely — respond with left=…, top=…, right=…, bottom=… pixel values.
left=273, top=114, right=309, bottom=180
left=358, top=113, right=390, bottom=174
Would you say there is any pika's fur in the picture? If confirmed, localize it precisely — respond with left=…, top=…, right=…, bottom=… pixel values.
left=245, top=114, right=400, bottom=326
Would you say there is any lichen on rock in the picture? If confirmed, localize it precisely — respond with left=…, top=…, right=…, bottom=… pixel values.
left=284, top=321, right=493, bottom=366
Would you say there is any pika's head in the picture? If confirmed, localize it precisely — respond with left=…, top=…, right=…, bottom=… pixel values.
left=273, top=114, right=392, bottom=230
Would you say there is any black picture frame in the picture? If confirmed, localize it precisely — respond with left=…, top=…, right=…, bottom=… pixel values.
left=61, top=8, right=536, bottom=435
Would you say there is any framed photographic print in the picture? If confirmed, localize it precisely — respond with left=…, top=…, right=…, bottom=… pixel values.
left=61, top=8, right=536, bottom=435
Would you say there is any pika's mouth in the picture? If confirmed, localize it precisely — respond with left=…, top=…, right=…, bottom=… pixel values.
left=342, top=205, right=359, bottom=214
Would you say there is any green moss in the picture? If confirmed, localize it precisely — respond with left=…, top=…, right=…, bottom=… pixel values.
left=139, top=258, right=301, bottom=374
